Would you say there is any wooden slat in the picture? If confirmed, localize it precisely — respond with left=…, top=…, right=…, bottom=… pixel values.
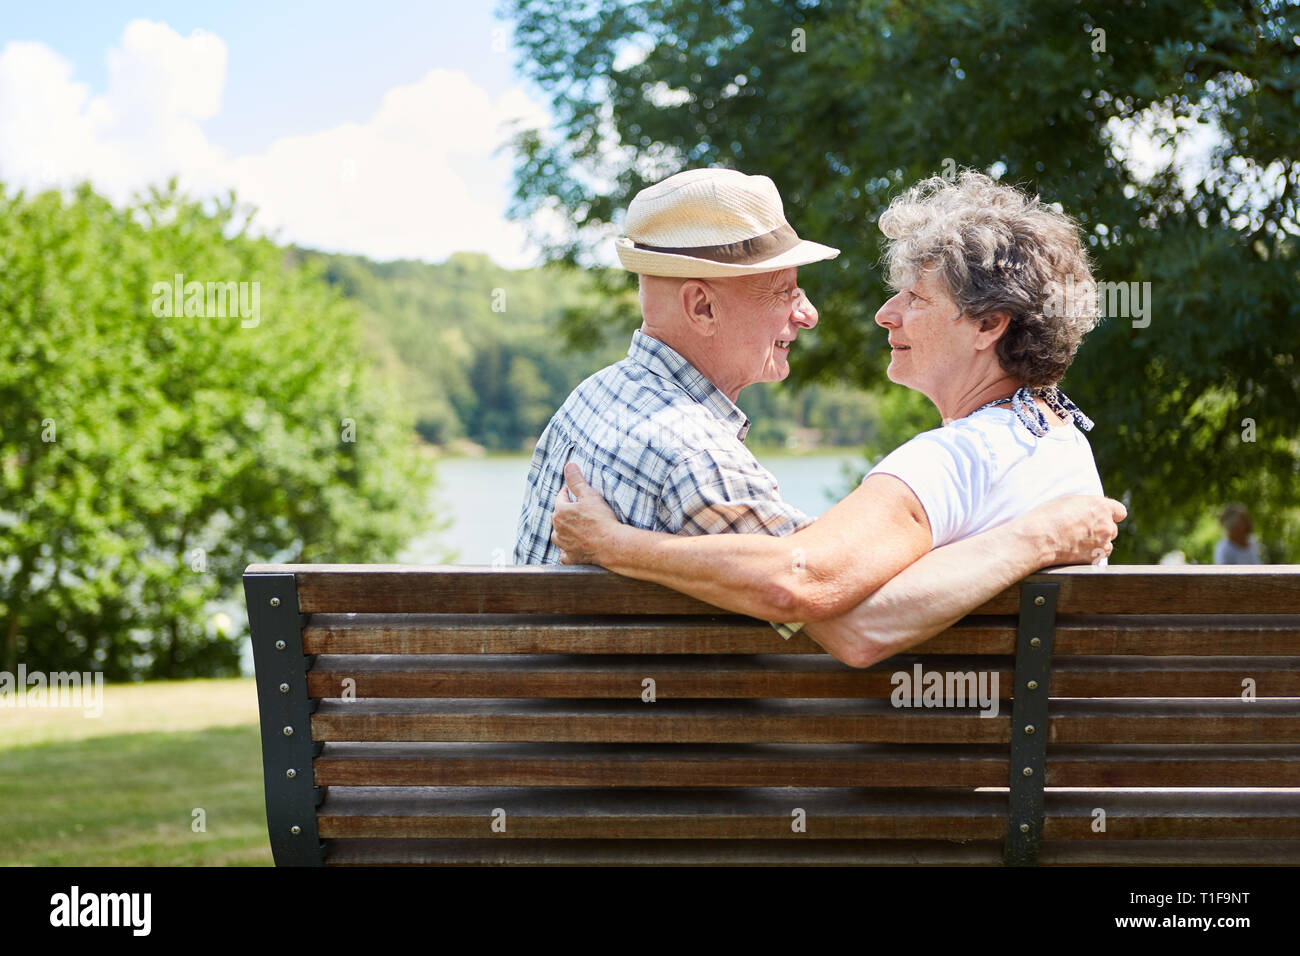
left=314, top=742, right=1014, bottom=787
left=1046, top=699, right=1300, bottom=744
left=316, top=786, right=1300, bottom=841
left=317, top=786, right=1009, bottom=840
left=305, top=653, right=1300, bottom=699
left=301, top=613, right=1300, bottom=657
left=304, top=614, right=824, bottom=655
left=322, top=837, right=1005, bottom=866
left=1036, top=840, right=1300, bottom=865
left=310, top=698, right=1009, bottom=743
left=309, top=698, right=1300, bottom=745
left=1041, top=789, right=1300, bottom=839
left=312, top=742, right=1300, bottom=788
left=970, top=565, right=1300, bottom=615
left=247, top=564, right=1300, bottom=616
left=321, top=836, right=1300, bottom=866
left=255, top=565, right=719, bottom=615
left=305, top=653, right=1008, bottom=699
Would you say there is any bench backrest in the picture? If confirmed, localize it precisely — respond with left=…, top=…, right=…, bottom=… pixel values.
left=243, top=564, right=1300, bottom=866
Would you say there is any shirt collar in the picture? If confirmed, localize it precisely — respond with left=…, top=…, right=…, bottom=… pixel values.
left=627, top=329, right=752, bottom=441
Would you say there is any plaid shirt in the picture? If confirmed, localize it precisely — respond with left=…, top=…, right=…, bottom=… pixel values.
left=513, top=332, right=814, bottom=611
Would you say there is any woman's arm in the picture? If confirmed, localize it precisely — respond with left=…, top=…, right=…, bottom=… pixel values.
left=552, top=462, right=933, bottom=622
left=801, top=499, right=1115, bottom=667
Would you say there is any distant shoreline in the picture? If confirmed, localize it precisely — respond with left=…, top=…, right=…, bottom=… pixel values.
left=421, top=443, right=870, bottom=462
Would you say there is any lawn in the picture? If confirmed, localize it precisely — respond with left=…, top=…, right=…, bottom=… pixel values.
left=0, top=678, right=273, bottom=866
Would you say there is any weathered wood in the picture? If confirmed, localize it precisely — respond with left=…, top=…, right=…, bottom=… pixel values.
left=305, top=652, right=1300, bottom=699
left=310, top=698, right=1011, bottom=743
left=309, top=698, right=1300, bottom=745
left=313, top=742, right=1300, bottom=788
left=302, top=613, right=1300, bottom=657
left=247, top=564, right=1300, bottom=616
left=321, top=836, right=1300, bottom=866
left=317, top=786, right=1010, bottom=839
left=322, top=837, right=1006, bottom=866
left=1035, top=840, right=1300, bottom=866
left=314, top=742, right=1014, bottom=787
left=316, top=786, right=1300, bottom=841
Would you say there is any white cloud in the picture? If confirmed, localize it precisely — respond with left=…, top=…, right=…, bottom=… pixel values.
left=0, top=20, right=552, bottom=268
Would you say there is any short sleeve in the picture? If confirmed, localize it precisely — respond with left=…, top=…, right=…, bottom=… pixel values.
left=659, top=448, right=813, bottom=537
left=865, top=427, right=991, bottom=548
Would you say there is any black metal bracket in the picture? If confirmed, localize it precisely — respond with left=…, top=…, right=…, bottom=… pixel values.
left=1003, top=581, right=1058, bottom=866
left=245, top=572, right=325, bottom=867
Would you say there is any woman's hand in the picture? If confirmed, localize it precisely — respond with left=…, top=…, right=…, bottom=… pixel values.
left=551, top=462, right=622, bottom=565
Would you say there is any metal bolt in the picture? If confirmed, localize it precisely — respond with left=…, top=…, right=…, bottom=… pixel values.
left=282, top=725, right=294, bottom=736
left=1030, top=637, right=1042, bottom=648
left=1019, top=823, right=1030, bottom=833
left=270, top=597, right=281, bottom=607
left=279, top=682, right=290, bottom=693
left=1026, top=680, right=1039, bottom=690
left=275, top=640, right=286, bottom=651
left=286, top=769, right=297, bottom=779
left=1024, top=724, right=1036, bottom=735
left=290, top=825, right=301, bottom=835
left=1034, top=596, right=1045, bottom=607
left=1023, top=766, right=1034, bottom=777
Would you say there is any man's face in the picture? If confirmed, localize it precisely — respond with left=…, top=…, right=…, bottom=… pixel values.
left=700, top=267, right=819, bottom=399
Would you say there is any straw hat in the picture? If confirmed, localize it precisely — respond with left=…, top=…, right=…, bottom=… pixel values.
left=615, top=168, right=840, bottom=277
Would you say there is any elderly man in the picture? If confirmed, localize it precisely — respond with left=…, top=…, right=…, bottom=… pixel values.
left=514, top=167, right=836, bottom=561
left=515, top=169, right=1121, bottom=657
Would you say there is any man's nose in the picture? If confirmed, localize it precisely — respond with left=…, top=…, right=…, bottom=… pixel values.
left=875, top=291, right=904, bottom=328
left=794, top=291, right=818, bottom=329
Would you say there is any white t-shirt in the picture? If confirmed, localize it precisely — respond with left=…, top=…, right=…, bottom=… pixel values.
left=866, top=406, right=1104, bottom=548
left=1214, top=537, right=1261, bottom=564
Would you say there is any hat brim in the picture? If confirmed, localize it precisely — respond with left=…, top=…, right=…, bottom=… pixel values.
left=615, top=237, right=841, bottom=277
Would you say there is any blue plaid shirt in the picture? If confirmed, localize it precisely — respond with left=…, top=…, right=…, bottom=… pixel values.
left=513, top=330, right=814, bottom=570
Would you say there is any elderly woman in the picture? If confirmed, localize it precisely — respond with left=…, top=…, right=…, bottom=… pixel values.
left=551, top=170, right=1121, bottom=666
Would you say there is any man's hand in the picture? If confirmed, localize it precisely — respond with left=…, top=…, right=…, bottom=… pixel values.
left=551, top=462, right=622, bottom=565
left=1026, top=494, right=1127, bottom=567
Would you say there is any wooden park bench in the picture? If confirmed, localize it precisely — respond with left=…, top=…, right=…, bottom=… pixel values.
left=243, top=563, right=1300, bottom=866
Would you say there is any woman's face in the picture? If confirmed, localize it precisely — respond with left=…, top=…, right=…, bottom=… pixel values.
left=874, top=269, right=981, bottom=400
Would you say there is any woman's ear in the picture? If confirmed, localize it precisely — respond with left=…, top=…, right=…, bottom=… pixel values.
left=679, top=279, right=718, bottom=335
left=975, top=310, right=1012, bottom=350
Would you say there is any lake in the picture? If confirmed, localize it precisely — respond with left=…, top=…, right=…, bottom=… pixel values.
left=399, top=451, right=870, bottom=564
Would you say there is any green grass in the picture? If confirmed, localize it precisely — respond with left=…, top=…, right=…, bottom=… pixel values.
left=0, top=679, right=273, bottom=866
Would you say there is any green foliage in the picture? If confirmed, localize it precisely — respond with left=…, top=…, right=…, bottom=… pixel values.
left=0, top=181, right=435, bottom=678
left=504, top=0, right=1300, bottom=562
left=293, top=249, right=630, bottom=450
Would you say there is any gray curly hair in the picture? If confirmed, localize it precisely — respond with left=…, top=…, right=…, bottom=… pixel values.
left=878, top=170, right=1099, bottom=386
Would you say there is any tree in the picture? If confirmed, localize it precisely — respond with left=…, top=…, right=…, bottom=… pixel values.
left=504, top=0, right=1300, bottom=560
left=0, top=181, right=436, bottom=678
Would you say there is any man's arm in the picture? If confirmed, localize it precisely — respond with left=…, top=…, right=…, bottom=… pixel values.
left=801, top=498, right=1123, bottom=668
left=558, top=462, right=935, bottom=622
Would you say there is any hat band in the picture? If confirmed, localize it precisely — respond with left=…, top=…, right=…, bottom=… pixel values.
left=632, top=222, right=800, bottom=265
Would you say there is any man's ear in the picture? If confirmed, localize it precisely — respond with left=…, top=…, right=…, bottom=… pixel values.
left=679, top=279, right=718, bottom=335
left=974, top=310, right=1012, bottom=350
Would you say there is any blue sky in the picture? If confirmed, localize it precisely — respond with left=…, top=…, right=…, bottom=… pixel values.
left=0, top=1, right=554, bottom=265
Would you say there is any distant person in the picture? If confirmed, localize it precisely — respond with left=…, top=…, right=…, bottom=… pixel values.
left=1214, top=504, right=1262, bottom=564
left=542, top=169, right=1125, bottom=667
